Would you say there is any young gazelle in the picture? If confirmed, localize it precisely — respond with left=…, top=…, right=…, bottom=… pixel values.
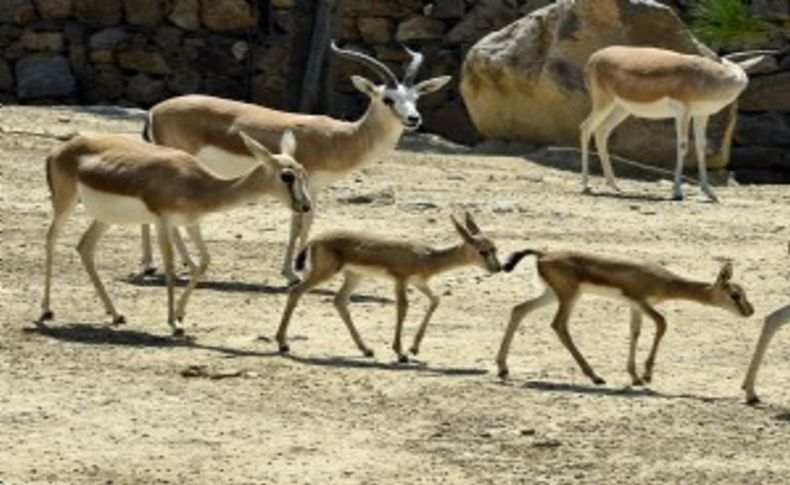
left=742, top=303, right=790, bottom=404
left=580, top=46, right=768, bottom=201
left=142, top=42, right=451, bottom=282
left=497, top=250, right=754, bottom=385
left=274, top=213, right=501, bottom=362
left=37, top=131, right=310, bottom=336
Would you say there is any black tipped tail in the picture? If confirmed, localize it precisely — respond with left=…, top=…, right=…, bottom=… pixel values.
left=503, top=249, right=541, bottom=272
left=141, top=114, right=152, bottom=143
left=294, top=246, right=309, bottom=272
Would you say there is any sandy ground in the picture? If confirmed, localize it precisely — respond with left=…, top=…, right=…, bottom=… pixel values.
left=1, top=106, right=789, bottom=484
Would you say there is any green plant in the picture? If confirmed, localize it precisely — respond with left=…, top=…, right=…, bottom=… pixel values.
left=690, top=0, right=773, bottom=50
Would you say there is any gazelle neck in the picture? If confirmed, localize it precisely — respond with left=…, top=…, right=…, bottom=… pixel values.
left=199, top=164, right=272, bottom=213
left=664, top=278, right=715, bottom=306
left=352, top=99, right=404, bottom=161
left=426, top=242, right=474, bottom=276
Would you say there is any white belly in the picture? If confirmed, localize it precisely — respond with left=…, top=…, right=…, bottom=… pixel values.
left=195, top=145, right=258, bottom=178
left=78, top=183, right=159, bottom=224
left=343, top=263, right=393, bottom=279
left=579, top=282, right=630, bottom=302
left=616, top=96, right=731, bottom=119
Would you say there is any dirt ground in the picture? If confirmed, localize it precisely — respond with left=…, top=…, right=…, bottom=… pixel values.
left=1, top=106, right=789, bottom=484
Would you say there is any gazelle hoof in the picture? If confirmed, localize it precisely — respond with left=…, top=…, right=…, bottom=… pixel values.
left=497, top=368, right=509, bottom=380
left=642, top=374, right=652, bottom=384
left=36, top=310, right=54, bottom=324
left=581, top=186, right=592, bottom=195
left=746, top=395, right=761, bottom=405
left=278, top=344, right=290, bottom=354
left=112, top=315, right=126, bottom=325
left=631, top=378, right=644, bottom=387
left=592, top=376, right=606, bottom=385
left=362, top=348, right=374, bottom=358
left=142, top=266, right=157, bottom=277
left=409, top=347, right=419, bottom=356
left=397, top=354, right=409, bottom=364
left=671, top=193, right=684, bottom=201
left=172, top=328, right=186, bottom=338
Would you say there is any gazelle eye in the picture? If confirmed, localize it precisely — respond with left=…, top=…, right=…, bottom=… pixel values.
left=280, top=171, right=295, bottom=184
left=382, top=97, right=394, bottom=106
left=731, top=293, right=741, bottom=301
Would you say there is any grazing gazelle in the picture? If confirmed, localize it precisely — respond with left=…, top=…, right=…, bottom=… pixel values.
left=497, top=249, right=754, bottom=385
left=742, top=303, right=790, bottom=404
left=274, top=213, right=501, bottom=362
left=580, top=46, right=768, bottom=201
left=141, top=41, right=451, bottom=282
left=37, top=131, right=310, bottom=336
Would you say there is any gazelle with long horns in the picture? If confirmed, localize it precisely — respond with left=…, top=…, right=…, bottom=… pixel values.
left=274, top=213, right=502, bottom=362
left=37, top=132, right=310, bottom=336
left=580, top=46, right=769, bottom=201
left=497, top=249, right=754, bottom=385
left=142, top=42, right=451, bottom=282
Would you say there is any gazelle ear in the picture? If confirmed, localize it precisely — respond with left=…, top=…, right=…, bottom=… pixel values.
left=351, top=75, right=380, bottom=98
left=239, top=131, right=275, bottom=167
left=451, top=214, right=474, bottom=243
left=280, top=130, right=297, bottom=158
left=737, top=55, right=767, bottom=74
left=715, top=260, right=733, bottom=285
left=414, top=75, right=451, bottom=96
left=464, top=211, right=481, bottom=235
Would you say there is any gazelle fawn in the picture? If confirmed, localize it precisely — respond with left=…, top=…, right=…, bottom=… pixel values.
left=497, top=249, right=754, bottom=385
left=38, top=131, right=310, bottom=336
left=274, top=213, right=501, bottom=362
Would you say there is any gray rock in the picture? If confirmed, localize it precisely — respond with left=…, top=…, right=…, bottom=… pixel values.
left=740, top=72, right=790, bottom=112
left=35, top=0, right=72, bottom=19
left=124, top=0, right=163, bottom=28
left=736, top=112, right=790, bottom=148
left=89, top=27, right=128, bottom=49
left=73, top=0, right=122, bottom=27
left=200, top=0, right=256, bottom=31
left=168, top=0, right=199, bottom=31
left=357, top=17, right=394, bottom=44
left=0, top=59, right=13, bottom=91
left=339, top=0, right=422, bottom=18
left=125, top=72, right=165, bottom=104
left=19, top=30, right=64, bottom=52
left=117, top=50, right=172, bottom=75
left=433, top=0, right=465, bottom=19
left=16, top=54, right=75, bottom=99
left=0, top=0, right=35, bottom=26
left=167, top=69, right=201, bottom=94
left=87, top=63, right=124, bottom=101
left=396, top=14, right=446, bottom=42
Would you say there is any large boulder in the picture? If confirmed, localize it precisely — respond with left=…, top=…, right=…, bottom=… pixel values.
left=16, top=54, right=75, bottom=99
left=461, top=0, right=736, bottom=169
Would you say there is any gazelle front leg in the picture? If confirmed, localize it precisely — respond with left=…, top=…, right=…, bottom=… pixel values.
left=496, top=289, right=555, bottom=379
left=155, top=219, right=183, bottom=336
left=627, top=307, right=644, bottom=386
left=593, top=107, right=629, bottom=192
left=140, top=225, right=155, bottom=276
left=742, top=303, right=790, bottom=404
left=172, top=227, right=198, bottom=274
left=638, top=301, right=667, bottom=383
left=409, top=281, right=440, bottom=356
left=281, top=209, right=314, bottom=285
left=550, top=294, right=605, bottom=385
left=78, top=220, right=125, bottom=324
left=692, top=115, right=718, bottom=202
left=174, top=225, right=211, bottom=323
left=672, top=109, right=692, bottom=200
left=393, top=279, right=410, bottom=363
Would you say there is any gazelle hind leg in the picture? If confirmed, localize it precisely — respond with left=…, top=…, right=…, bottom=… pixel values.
left=637, top=301, right=667, bottom=383
left=495, top=289, right=556, bottom=378
left=174, top=225, right=211, bottom=323
left=409, top=281, right=440, bottom=356
left=140, top=225, right=155, bottom=276
left=275, top=247, right=337, bottom=352
left=333, top=272, right=373, bottom=357
left=672, top=108, right=692, bottom=200
left=742, top=303, right=790, bottom=404
left=579, top=99, right=616, bottom=193
left=172, top=227, right=197, bottom=274
left=550, top=295, right=605, bottom=385
left=593, top=106, right=629, bottom=192
left=77, top=220, right=124, bottom=324
left=692, top=115, right=718, bottom=202
left=39, top=195, right=78, bottom=323
left=393, top=280, right=409, bottom=363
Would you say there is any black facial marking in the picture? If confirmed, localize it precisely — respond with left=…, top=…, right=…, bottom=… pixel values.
left=382, top=97, right=394, bottom=106
left=281, top=171, right=295, bottom=184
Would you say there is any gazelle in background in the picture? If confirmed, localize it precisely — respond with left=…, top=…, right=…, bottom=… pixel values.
left=274, top=213, right=501, bottom=362
left=38, top=132, right=310, bottom=336
left=142, top=41, right=451, bottom=283
left=498, top=249, right=753, bottom=385
left=580, top=46, right=769, bottom=201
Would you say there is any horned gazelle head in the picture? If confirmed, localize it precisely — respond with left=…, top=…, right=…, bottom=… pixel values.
left=709, top=261, right=754, bottom=317
left=451, top=212, right=502, bottom=273
left=331, top=41, right=451, bottom=131
left=239, top=130, right=312, bottom=214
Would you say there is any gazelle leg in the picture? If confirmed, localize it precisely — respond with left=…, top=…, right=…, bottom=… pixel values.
left=593, top=106, right=629, bottom=192
left=551, top=295, right=604, bottom=385
left=172, top=227, right=197, bottom=274
left=579, top=100, right=615, bottom=193
left=174, top=225, right=211, bottom=323
left=77, top=220, right=124, bottom=324
left=672, top=109, right=692, bottom=200
left=692, top=115, right=718, bottom=202
left=742, top=303, right=790, bottom=404
left=637, top=301, right=667, bottom=383
left=393, top=280, right=409, bottom=363
left=140, top=225, right=155, bottom=276
left=38, top=196, right=77, bottom=324
left=275, top=252, right=337, bottom=352
left=409, top=281, right=440, bottom=356
left=333, top=272, right=373, bottom=357
left=495, top=289, right=555, bottom=379
left=155, top=219, right=182, bottom=336
left=627, top=307, right=644, bottom=386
